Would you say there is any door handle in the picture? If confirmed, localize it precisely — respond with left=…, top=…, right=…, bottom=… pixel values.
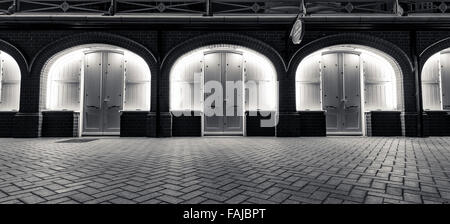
left=86, top=105, right=100, bottom=109
left=325, top=106, right=337, bottom=109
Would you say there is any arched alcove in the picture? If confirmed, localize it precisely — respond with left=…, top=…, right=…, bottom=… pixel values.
left=421, top=49, right=450, bottom=111
left=169, top=44, right=278, bottom=136
left=295, top=44, right=403, bottom=135
left=43, top=44, right=151, bottom=135
left=419, top=44, right=450, bottom=136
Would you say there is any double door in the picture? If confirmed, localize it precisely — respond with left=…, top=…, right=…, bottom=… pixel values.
left=322, top=52, right=362, bottom=134
left=83, top=51, right=124, bottom=135
left=203, top=51, right=244, bottom=135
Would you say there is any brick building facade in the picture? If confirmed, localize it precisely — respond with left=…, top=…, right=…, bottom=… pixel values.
left=0, top=13, right=449, bottom=138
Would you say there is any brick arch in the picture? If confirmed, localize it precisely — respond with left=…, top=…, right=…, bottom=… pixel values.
left=159, top=32, right=287, bottom=113
left=287, top=33, right=414, bottom=113
left=419, top=37, right=450, bottom=115
left=0, top=38, right=28, bottom=75
left=420, top=36, right=450, bottom=68
left=0, top=39, right=28, bottom=115
left=26, top=32, right=158, bottom=113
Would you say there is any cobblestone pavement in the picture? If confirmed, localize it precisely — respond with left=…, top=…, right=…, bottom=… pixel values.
left=0, top=137, right=449, bottom=204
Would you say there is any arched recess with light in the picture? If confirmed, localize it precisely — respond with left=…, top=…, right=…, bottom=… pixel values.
left=295, top=44, right=403, bottom=135
left=0, top=50, right=21, bottom=112
left=421, top=48, right=450, bottom=111
left=42, top=44, right=151, bottom=136
left=169, top=44, right=278, bottom=136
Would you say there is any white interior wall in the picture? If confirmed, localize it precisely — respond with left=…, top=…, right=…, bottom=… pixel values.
left=296, top=54, right=321, bottom=111
left=123, top=51, right=151, bottom=111
left=244, top=50, right=277, bottom=111
left=169, top=45, right=278, bottom=112
left=0, top=51, right=21, bottom=111
left=421, top=53, right=441, bottom=110
left=362, top=53, right=397, bottom=111
left=170, top=50, right=203, bottom=111
left=422, top=50, right=450, bottom=111
left=47, top=53, right=82, bottom=111
left=45, top=45, right=151, bottom=112
left=295, top=45, right=399, bottom=112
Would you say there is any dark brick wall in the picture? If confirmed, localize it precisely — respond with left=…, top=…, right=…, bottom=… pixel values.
left=13, top=113, right=42, bottom=138
left=246, top=111, right=276, bottom=137
left=147, top=112, right=157, bottom=137
left=159, top=112, right=172, bottom=137
left=160, top=31, right=287, bottom=61
left=365, top=112, right=373, bottom=136
left=41, top=111, right=79, bottom=137
left=120, top=111, right=149, bottom=137
left=425, top=111, right=450, bottom=136
left=276, top=112, right=300, bottom=137
left=445, top=115, right=450, bottom=136
left=404, top=112, right=422, bottom=137
left=417, top=31, right=450, bottom=56
left=171, top=111, right=202, bottom=137
left=298, top=111, right=326, bottom=137
left=0, top=30, right=158, bottom=69
left=0, top=112, right=17, bottom=137
left=288, top=31, right=412, bottom=62
left=369, top=111, right=402, bottom=137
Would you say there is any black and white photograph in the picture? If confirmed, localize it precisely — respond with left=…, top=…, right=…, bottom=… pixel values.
left=0, top=0, right=449, bottom=219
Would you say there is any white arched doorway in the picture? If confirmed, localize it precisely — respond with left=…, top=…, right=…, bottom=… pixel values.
left=0, top=50, right=21, bottom=112
left=296, top=45, right=402, bottom=135
left=421, top=49, right=450, bottom=111
left=44, top=44, right=151, bottom=136
left=170, top=44, right=278, bottom=136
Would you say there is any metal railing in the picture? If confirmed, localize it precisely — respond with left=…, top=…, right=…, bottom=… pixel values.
left=1, top=0, right=450, bottom=16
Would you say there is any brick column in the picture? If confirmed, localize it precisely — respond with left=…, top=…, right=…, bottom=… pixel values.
left=147, top=112, right=158, bottom=137
left=158, top=112, right=172, bottom=137
left=14, top=75, right=42, bottom=137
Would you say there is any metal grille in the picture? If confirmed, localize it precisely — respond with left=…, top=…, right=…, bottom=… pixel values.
left=1, top=1, right=450, bottom=16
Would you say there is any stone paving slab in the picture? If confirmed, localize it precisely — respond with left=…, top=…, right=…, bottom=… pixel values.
left=0, top=137, right=449, bottom=204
